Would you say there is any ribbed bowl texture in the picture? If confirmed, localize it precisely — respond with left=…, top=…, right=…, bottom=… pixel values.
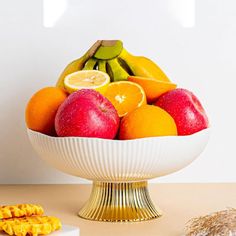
left=27, top=128, right=210, bottom=182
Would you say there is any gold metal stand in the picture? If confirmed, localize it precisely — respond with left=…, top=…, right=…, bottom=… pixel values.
left=78, top=181, right=162, bottom=222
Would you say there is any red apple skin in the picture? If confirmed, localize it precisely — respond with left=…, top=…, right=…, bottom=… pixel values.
left=55, top=89, right=120, bottom=139
left=154, top=88, right=209, bottom=135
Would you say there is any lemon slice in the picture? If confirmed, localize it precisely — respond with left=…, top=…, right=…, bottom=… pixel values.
left=64, top=70, right=110, bottom=94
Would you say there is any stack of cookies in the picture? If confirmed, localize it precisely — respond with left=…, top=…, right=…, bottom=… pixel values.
left=0, top=204, right=61, bottom=236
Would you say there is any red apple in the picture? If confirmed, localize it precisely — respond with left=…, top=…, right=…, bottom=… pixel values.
left=154, top=88, right=209, bottom=135
left=55, top=89, right=120, bottom=139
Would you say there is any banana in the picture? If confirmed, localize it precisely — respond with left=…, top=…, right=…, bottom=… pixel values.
left=56, top=40, right=102, bottom=89
left=106, top=58, right=129, bottom=82
left=118, top=48, right=170, bottom=82
left=56, top=56, right=87, bottom=89
left=94, top=40, right=123, bottom=60
left=57, top=40, right=170, bottom=89
left=82, top=58, right=97, bottom=70
left=98, top=60, right=107, bottom=72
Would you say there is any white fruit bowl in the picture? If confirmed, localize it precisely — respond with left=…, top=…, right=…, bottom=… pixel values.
left=27, top=128, right=210, bottom=222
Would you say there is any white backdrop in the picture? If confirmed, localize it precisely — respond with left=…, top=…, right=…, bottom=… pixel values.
left=0, top=0, right=235, bottom=184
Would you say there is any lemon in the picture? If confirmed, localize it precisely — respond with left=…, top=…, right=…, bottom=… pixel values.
left=64, top=70, right=110, bottom=94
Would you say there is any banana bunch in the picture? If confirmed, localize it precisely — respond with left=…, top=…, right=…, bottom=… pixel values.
left=56, top=40, right=170, bottom=89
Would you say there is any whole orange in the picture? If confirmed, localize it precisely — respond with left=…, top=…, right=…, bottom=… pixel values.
left=25, top=87, right=68, bottom=135
left=119, top=105, right=177, bottom=140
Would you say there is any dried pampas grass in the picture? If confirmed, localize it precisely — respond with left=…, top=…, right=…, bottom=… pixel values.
left=185, top=208, right=236, bottom=236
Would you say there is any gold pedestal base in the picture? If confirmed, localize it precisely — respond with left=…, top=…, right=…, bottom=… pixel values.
left=78, top=181, right=162, bottom=222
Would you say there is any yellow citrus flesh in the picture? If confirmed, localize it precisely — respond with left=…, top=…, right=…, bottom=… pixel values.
left=104, top=81, right=146, bottom=117
left=64, top=70, right=110, bottom=94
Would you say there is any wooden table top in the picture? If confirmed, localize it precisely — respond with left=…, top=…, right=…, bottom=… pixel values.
left=0, top=184, right=235, bottom=236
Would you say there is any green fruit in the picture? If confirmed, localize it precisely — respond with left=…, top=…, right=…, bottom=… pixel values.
left=87, top=40, right=103, bottom=57
left=83, top=58, right=97, bottom=70
left=94, top=40, right=123, bottom=60
left=98, top=60, right=107, bottom=73
left=117, top=57, right=133, bottom=75
left=106, top=58, right=129, bottom=82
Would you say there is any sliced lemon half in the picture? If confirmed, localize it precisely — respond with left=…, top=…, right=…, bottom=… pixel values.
left=64, top=70, right=110, bottom=94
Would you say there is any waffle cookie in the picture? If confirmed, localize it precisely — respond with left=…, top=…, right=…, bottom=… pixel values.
left=0, top=204, right=44, bottom=220
left=0, top=216, right=62, bottom=236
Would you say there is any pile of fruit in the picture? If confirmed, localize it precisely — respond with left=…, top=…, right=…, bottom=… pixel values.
left=25, top=40, right=209, bottom=140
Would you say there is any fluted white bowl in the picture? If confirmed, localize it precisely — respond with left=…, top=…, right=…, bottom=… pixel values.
left=27, top=128, right=210, bottom=182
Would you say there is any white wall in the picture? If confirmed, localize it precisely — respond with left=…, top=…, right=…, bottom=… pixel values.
left=0, top=0, right=236, bottom=184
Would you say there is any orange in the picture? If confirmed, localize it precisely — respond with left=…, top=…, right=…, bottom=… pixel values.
left=25, top=87, right=68, bottom=135
left=104, top=81, right=146, bottom=117
left=128, top=76, right=177, bottom=103
left=119, top=105, right=177, bottom=140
